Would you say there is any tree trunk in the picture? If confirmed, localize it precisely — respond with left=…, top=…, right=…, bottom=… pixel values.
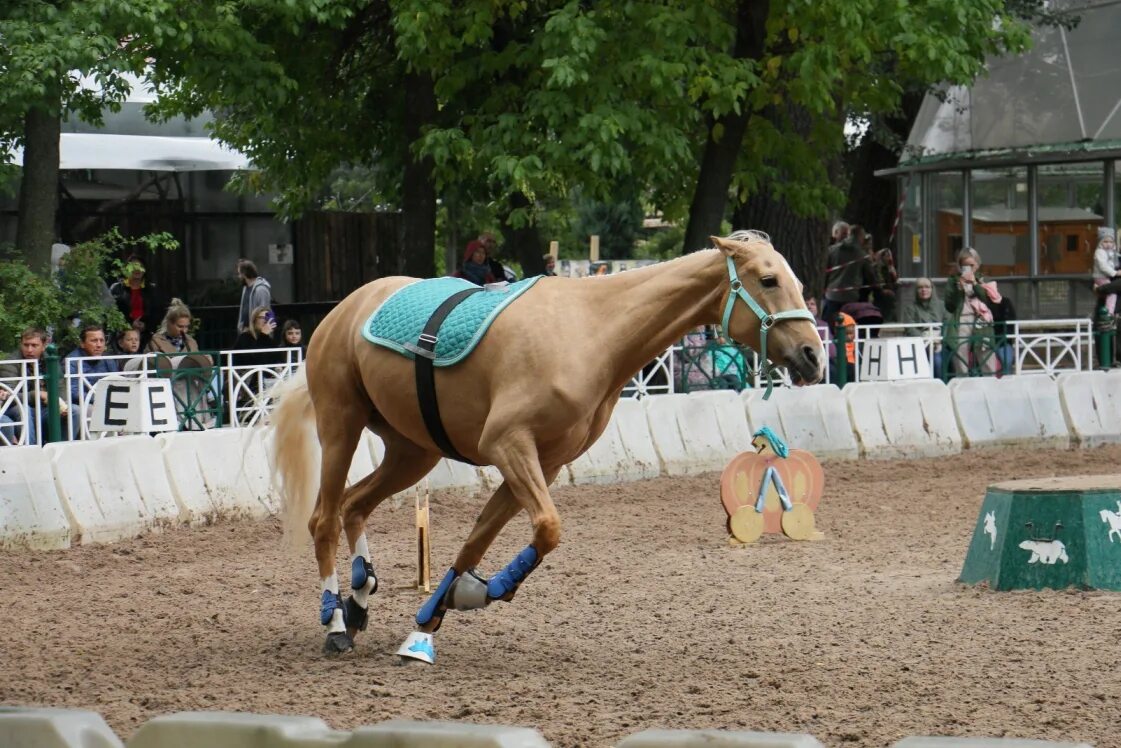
left=732, top=104, right=833, bottom=296
left=401, top=71, right=437, bottom=278
left=843, top=91, right=926, bottom=251
left=733, top=193, right=828, bottom=297
left=503, top=192, right=545, bottom=276
left=15, top=102, right=61, bottom=274
left=681, top=0, right=769, bottom=255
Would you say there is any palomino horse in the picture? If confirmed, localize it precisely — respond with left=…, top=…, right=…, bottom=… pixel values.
left=271, top=232, right=825, bottom=661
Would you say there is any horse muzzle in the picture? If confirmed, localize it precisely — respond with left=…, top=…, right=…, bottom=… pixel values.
left=786, top=343, right=825, bottom=386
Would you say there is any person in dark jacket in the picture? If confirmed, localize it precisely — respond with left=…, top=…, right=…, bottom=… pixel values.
left=454, top=241, right=496, bottom=286
left=822, top=225, right=877, bottom=333
left=108, top=256, right=168, bottom=349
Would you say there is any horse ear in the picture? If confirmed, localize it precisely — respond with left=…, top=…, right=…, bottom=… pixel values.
left=710, top=236, right=735, bottom=257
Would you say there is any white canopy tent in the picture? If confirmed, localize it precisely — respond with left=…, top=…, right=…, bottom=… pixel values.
left=7, top=133, right=250, bottom=172
left=4, top=72, right=251, bottom=172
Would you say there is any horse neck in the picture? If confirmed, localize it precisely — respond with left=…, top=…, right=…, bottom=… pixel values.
left=585, top=250, right=729, bottom=390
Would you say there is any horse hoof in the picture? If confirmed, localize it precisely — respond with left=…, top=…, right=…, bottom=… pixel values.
left=395, top=631, right=435, bottom=665
left=323, top=631, right=354, bottom=655
left=343, top=596, right=369, bottom=632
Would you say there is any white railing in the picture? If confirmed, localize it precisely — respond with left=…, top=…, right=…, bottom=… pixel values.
left=1009, top=318, right=1093, bottom=376
left=223, top=348, right=304, bottom=427
left=0, top=359, right=42, bottom=446
left=0, top=348, right=304, bottom=444
left=623, top=318, right=1094, bottom=396
left=0, top=318, right=1097, bottom=443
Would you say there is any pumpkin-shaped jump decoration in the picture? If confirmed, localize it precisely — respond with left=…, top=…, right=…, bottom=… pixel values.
left=720, top=426, right=825, bottom=543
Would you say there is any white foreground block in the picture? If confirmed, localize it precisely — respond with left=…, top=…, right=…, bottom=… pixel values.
left=0, top=446, right=71, bottom=549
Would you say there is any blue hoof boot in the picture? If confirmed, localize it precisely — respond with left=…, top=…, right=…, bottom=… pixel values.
left=344, top=596, right=368, bottom=632
left=323, top=631, right=354, bottom=655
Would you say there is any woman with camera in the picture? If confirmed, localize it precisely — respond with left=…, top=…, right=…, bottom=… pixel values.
left=943, top=248, right=1001, bottom=376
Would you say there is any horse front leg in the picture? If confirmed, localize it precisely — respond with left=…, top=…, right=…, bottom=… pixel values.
left=398, top=443, right=562, bottom=666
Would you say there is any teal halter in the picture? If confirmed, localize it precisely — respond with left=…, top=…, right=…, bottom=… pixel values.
left=721, top=254, right=816, bottom=399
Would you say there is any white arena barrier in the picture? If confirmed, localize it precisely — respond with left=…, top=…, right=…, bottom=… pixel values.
left=1056, top=371, right=1121, bottom=448
left=618, top=729, right=823, bottom=747
left=346, top=430, right=380, bottom=488
left=352, top=720, right=551, bottom=747
left=160, top=429, right=274, bottom=523
left=0, top=708, right=123, bottom=748
left=428, top=458, right=482, bottom=493
left=127, top=712, right=332, bottom=748
left=844, top=380, right=962, bottom=459
left=893, top=738, right=1092, bottom=747
left=612, top=398, right=661, bottom=480
left=644, top=394, right=727, bottom=475
left=0, top=446, right=72, bottom=550
left=743, top=384, right=860, bottom=460
left=565, top=416, right=633, bottom=484
left=949, top=376, right=1070, bottom=450
left=688, top=390, right=755, bottom=458
left=45, top=436, right=182, bottom=545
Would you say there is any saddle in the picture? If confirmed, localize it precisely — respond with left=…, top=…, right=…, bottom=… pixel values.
left=363, top=276, right=542, bottom=462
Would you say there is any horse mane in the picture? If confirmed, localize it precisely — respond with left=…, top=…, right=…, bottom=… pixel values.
left=578, top=230, right=775, bottom=281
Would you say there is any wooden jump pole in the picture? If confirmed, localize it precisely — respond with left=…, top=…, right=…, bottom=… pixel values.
left=589, top=234, right=600, bottom=263
left=416, top=479, right=431, bottom=592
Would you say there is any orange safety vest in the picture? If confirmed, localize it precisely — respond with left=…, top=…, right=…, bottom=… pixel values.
left=838, top=312, right=856, bottom=364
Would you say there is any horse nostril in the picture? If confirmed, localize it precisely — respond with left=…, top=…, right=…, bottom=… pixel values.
left=800, top=344, right=819, bottom=365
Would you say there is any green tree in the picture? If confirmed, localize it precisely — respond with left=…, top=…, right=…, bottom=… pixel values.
left=0, top=1, right=157, bottom=273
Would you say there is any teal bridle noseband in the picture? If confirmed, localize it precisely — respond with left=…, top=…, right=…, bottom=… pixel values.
left=721, top=254, right=817, bottom=399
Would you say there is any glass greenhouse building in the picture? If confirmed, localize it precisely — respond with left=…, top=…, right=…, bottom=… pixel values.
left=878, top=0, right=1121, bottom=318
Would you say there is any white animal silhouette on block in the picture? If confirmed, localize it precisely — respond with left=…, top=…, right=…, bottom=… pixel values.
left=983, top=511, right=997, bottom=550
left=1100, top=501, right=1121, bottom=544
left=1019, top=539, right=1069, bottom=565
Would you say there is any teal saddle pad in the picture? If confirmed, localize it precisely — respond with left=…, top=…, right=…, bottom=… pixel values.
left=362, top=276, right=542, bottom=366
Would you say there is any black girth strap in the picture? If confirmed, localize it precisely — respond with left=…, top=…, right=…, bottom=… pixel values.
left=413, top=287, right=483, bottom=464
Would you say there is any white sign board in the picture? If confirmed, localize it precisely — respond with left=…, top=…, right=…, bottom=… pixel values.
left=90, top=377, right=178, bottom=433
left=859, top=337, right=932, bottom=381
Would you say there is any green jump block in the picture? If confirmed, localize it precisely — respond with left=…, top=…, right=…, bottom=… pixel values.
left=959, top=475, right=1121, bottom=591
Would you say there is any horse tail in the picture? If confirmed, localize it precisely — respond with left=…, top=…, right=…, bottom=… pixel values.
left=270, top=366, right=321, bottom=551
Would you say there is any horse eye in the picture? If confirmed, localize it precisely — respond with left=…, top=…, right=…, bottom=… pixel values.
left=761, top=276, right=779, bottom=288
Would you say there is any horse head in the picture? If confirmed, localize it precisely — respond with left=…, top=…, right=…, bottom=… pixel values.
left=711, top=232, right=825, bottom=385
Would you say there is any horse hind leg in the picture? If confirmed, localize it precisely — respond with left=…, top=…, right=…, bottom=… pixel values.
left=309, top=410, right=370, bottom=655
left=339, top=435, right=440, bottom=641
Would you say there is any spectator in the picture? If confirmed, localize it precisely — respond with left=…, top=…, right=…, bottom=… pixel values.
left=831, top=221, right=850, bottom=244
left=147, top=299, right=201, bottom=354
left=108, top=256, right=168, bottom=348
left=711, top=334, right=748, bottom=392
left=991, top=294, right=1017, bottom=375
left=148, top=299, right=217, bottom=417
left=110, top=328, right=141, bottom=356
left=805, top=295, right=834, bottom=361
left=902, top=278, right=948, bottom=379
left=281, top=320, right=305, bottom=355
left=943, top=247, right=1001, bottom=376
left=543, top=254, right=557, bottom=277
left=233, top=306, right=280, bottom=365
left=65, top=325, right=119, bottom=434
left=870, top=248, right=899, bottom=322
left=840, top=300, right=884, bottom=338
left=829, top=311, right=857, bottom=385
left=479, top=232, right=517, bottom=283
left=0, top=327, right=68, bottom=445
left=455, top=241, right=496, bottom=286
left=1092, top=227, right=1121, bottom=315
left=236, top=259, right=273, bottom=334
left=823, top=224, right=877, bottom=332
